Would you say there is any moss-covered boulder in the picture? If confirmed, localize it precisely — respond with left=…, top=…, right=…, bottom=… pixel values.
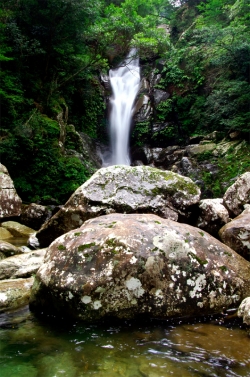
left=30, top=213, right=250, bottom=322
left=36, top=166, right=200, bottom=247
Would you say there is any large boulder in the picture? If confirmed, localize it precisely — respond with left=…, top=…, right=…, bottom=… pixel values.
left=196, top=198, right=230, bottom=236
left=0, top=277, right=34, bottom=313
left=30, top=213, right=250, bottom=322
left=0, top=163, right=22, bottom=218
left=223, top=172, right=250, bottom=217
left=219, top=207, right=250, bottom=261
left=36, top=166, right=201, bottom=247
left=0, top=249, right=46, bottom=280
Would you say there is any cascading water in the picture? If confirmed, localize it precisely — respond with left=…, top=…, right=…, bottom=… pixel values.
left=108, top=48, right=140, bottom=166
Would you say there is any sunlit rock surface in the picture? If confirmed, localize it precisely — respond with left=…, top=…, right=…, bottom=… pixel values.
left=36, top=166, right=201, bottom=247
left=1, top=221, right=35, bottom=238
left=219, top=207, right=250, bottom=261
left=196, top=198, right=230, bottom=236
left=238, top=297, right=250, bottom=326
left=30, top=213, right=250, bottom=322
left=0, top=249, right=46, bottom=280
left=0, top=277, right=34, bottom=313
left=0, top=163, right=22, bottom=218
left=0, top=227, right=13, bottom=240
left=223, top=172, right=250, bottom=217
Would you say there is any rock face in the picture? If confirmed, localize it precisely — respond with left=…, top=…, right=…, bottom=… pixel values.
left=20, top=203, right=51, bottom=230
left=219, top=207, right=250, bottom=261
left=196, top=199, right=230, bottom=236
left=0, top=163, right=22, bottom=218
left=0, top=277, right=34, bottom=313
left=238, top=297, right=250, bottom=326
left=36, top=166, right=201, bottom=247
left=30, top=213, right=250, bottom=322
left=0, top=249, right=46, bottom=280
left=223, top=172, right=250, bottom=217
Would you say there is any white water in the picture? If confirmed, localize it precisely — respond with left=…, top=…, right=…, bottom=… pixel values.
left=109, top=49, right=140, bottom=166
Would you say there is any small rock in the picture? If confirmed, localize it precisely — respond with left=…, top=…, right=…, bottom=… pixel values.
left=0, top=277, right=34, bottom=313
left=238, top=297, right=250, bottom=326
left=1, top=221, right=35, bottom=237
left=0, top=249, right=46, bottom=280
left=0, top=240, right=23, bottom=258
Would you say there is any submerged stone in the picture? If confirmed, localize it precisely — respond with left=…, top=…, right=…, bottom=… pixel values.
left=30, top=213, right=250, bottom=322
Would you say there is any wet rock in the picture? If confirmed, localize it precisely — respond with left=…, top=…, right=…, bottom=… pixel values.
left=0, top=277, right=34, bottom=313
left=0, top=249, right=46, bottom=280
left=1, top=221, right=35, bottom=238
left=0, top=227, right=13, bottom=240
left=35, top=166, right=201, bottom=247
left=0, top=163, right=22, bottom=218
left=223, top=172, right=250, bottom=217
left=238, top=297, right=250, bottom=326
left=30, top=213, right=250, bottom=322
left=153, top=89, right=170, bottom=105
left=0, top=240, right=23, bottom=258
left=197, top=199, right=230, bottom=236
left=20, top=203, right=51, bottom=230
left=219, top=207, right=250, bottom=261
left=134, top=94, right=153, bottom=122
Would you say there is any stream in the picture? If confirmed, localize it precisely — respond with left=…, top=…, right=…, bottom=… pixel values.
left=0, top=306, right=249, bottom=377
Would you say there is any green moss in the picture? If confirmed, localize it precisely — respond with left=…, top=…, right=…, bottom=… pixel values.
left=105, top=221, right=117, bottom=228
left=74, top=232, right=81, bottom=237
left=188, top=251, right=208, bottom=265
left=219, top=265, right=228, bottom=272
left=78, top=242, right=96, bottom=251
left=58, top=244, right=66, bottom=250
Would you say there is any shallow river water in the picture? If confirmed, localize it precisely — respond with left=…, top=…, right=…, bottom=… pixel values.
left=0, top=306, right=249, bottom=377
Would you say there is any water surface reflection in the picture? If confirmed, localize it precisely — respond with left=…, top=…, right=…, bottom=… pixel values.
left=0, top=307, right=249, bottom=377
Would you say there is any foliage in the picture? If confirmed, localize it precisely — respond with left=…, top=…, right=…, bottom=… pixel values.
left=131, top=121, right=150, bottom=146
left=1, top=0, right=250, bottom=203
left=152, top=0, right=250, bottom=144
left=0, top=0, right=173, bottom=203
left=0, top=111, right=89, bottom=203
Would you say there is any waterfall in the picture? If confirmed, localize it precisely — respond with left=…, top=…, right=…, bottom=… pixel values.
left=108, top=48, right=140, bottom=166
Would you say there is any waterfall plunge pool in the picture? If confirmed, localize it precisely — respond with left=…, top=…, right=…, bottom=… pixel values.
left=0, top=306, right=249, bottom=377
